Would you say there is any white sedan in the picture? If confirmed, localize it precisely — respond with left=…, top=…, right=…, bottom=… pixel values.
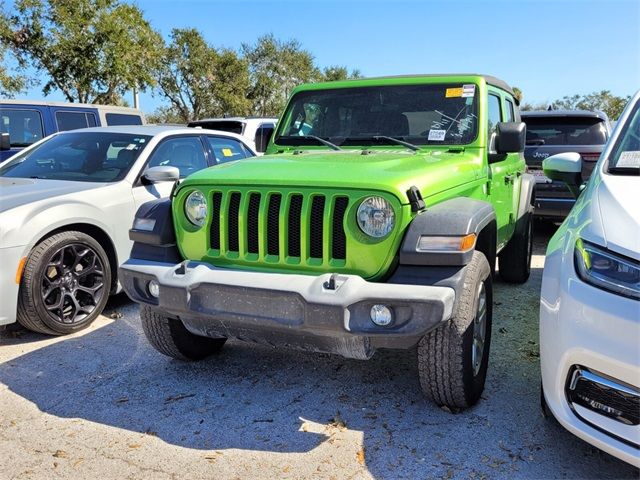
left=540, top=91, right=640, bottom=467
left=0, top=126, right=256, bottom=335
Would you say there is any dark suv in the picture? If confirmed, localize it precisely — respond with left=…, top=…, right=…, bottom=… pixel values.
left=522, top=110, right=610, bottom=219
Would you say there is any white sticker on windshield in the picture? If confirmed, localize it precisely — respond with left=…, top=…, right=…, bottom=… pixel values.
left=617, top=151, right=640, bottom=168
left=462, top=84, right=476, bottom=98
left=428, top=129, right=446, bottom=141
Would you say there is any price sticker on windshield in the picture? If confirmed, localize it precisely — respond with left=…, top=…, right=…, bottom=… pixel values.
left=617, top=151, right=640, bottom=168
left=462, top=84, right=476, bottom=98
left=428, top=129, right=446, bottom=141
left=446, top=87, right=463, bottom=98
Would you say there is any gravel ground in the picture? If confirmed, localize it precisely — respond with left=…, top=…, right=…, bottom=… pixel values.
left=1, top=223, right=637, bottom=480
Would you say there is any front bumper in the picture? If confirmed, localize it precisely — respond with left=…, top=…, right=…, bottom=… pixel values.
left=119, top=259, right=456, bottom=359
left=0, top=245, right=26, bottom=326
left=540, top=248, right=640, bottom=467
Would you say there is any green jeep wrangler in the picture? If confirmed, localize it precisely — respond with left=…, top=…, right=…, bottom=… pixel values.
left=120, top=74, right=534, bottom=410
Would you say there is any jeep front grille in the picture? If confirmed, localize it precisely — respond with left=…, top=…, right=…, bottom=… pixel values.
left=208, top=190, right=349, bottom=264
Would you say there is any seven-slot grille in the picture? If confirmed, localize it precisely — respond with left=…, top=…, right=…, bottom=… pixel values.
left=209, top=191, right=349, bottom=264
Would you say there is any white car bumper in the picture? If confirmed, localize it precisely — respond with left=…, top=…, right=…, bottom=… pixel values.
left=540, top=245, right=640, bottom=467
left=0, top=245, right=25, bottom=326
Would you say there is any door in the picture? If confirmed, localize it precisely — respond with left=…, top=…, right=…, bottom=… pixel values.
left=486, top=92, right=518, bottom=249
left=132, top=135, right=209, bottom=210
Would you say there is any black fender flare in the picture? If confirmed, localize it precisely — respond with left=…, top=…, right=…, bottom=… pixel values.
left=514, top=173, right=536, bottom=235
left=129, top=198, right=182, bottom=263
left=399, top=197, right=496, bottom=266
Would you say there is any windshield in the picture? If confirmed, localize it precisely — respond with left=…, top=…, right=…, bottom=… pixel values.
left=524, top=116, right=608, bottom=146
left=0, top=131, right=151, bottom=182
left=275, top=83, right=479, bottom=147
left=607, top=99, right=640, bottom=174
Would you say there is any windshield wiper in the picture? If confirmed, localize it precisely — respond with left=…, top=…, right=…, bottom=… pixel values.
left=371, top=135, right=420, bottom=152
left=279, top=135, right=342, bottom=151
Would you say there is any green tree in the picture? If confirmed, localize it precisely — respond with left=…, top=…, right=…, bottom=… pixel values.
left=242, top=34, right=319, bottom=116
left=0, top=50, right=27, bottom=98
left=1, top=0, right=162, bottom=104
left=155, top=28, right=250, bottom=123
left=552, top=90, right=630, bottom=120
left=321, top=66, right=362, bottom=82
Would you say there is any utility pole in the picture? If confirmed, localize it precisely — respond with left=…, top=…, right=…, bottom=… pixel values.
left=133, top=87, right=140, bottom=109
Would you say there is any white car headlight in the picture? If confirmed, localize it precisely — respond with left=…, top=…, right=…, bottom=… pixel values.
left=357, top=196, right=395, bottom=238
left=575, top=239, right=640, bottom=300
left=185, top=191, right=208, bottom=227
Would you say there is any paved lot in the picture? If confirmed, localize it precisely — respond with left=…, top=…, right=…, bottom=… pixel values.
left=1, top=224, right=637, bottom=479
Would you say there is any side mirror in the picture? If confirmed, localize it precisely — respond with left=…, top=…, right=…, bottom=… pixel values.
left=543, top=152, right=583, bottom=198
left=0, top=133, right=10, bottom=151
left=143, top=165, right=180, bottom=183
left=255, top=126, right=274, bottom=153
left=495, top=122, right=526, bottom=154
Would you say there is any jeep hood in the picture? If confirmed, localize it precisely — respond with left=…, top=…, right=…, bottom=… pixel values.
left=595, top=173, right=640, bottom=260
left=182, top=149, right=482, bottom=202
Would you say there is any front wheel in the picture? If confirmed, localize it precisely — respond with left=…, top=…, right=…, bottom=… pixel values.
left=417, top=251, right=493, bottom=410
left=17, top=231, right=111, bottom=335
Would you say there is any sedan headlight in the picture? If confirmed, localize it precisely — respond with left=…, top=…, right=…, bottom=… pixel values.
left=184, top=191, right=208, bottom=227
left=574, top=239, right=640, bottom=300
left=357, top=196, right=395, bottom=238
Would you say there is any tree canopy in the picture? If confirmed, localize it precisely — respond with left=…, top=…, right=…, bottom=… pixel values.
left=1, top=0, right=162, bottom=104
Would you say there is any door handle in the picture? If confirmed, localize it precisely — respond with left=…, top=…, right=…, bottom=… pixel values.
left=504, top=174, right=515, bottom=184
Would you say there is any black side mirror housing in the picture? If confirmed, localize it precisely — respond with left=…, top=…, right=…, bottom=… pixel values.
left=0, top=132, right=10, bottom=151
left=495, top=122, right=526, bottom=154
left=255, top=126, right=274, bottom=153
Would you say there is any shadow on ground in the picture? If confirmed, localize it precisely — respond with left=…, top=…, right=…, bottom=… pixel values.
left=1, top=224, right=636, bottom=478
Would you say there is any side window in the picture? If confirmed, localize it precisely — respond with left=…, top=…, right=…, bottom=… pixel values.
left=147, top=136, right=208, bottom=178
left=105, top=113, right=143, bottom=126
left=206, top=136, right=252, bottom=164
left=55, top=111, right=97, bottom=131
left=0, top=108, right=44, bottom=147
left=488, top=94, right=502, bottom=136
left=254, top=124, right=274, bottom=153
left=505, top=98, right=515, bottom=122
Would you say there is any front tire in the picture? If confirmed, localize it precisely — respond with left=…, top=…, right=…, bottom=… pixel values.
left=140, top=306, right=226, bottom=361
left=17, top=231, right=111, bottom=335
left=498, top=212, right=533, bottom=284
left=417, top=251, right=493, bottom=410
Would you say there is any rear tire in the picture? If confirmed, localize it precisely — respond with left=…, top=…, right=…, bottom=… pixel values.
left=417, top=251, right=493, bottom=410
left=498, top=212, right=533, bottom=284
left=140, top=305, right=226, bottom=361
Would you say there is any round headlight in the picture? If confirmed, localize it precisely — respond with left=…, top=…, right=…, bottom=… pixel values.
left=185, top=191, right=207, bottom=227
left=357, top=196, right=395, bottom=238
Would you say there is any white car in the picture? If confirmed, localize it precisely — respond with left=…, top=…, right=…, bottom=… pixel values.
left=0, top=125, right=256, bottom=335
left=187, top=117, right=278, bottom=154
left=540, top=91, right=640, bottom=467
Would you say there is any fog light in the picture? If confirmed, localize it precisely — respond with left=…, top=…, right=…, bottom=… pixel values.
left=148, top=280, right=159, bottom=298
left=370, top=304, right=393, bottom=326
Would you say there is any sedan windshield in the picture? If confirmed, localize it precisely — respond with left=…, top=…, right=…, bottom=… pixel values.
left=608, top=99, right=640, bottom=174
left=275, top=83, right=479, bottom=148
left=0, top=131, right=151, bottom=182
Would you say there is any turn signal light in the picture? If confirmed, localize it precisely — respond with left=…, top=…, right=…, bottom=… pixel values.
left=417, top=234, right=477, bottom=252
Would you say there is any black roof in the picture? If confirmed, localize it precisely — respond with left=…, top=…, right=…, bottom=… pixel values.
left=521, top=109, right=609, bottom=121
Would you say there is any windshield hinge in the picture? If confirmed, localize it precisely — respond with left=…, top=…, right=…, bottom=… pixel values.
left=407, top=186, right=426, bottom=212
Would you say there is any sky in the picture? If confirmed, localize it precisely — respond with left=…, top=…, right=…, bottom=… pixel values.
left=17, top=0, right=640, bottom=113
